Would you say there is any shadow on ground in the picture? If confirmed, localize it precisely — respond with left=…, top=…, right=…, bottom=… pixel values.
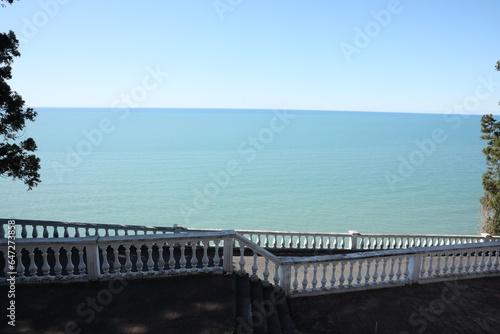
left=1, top=274, right=235, bottom=334
left=288, top=276, right=500, bottom=334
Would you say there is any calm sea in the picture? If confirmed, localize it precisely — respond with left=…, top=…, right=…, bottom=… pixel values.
left=0, top=108, right=486, bottom=235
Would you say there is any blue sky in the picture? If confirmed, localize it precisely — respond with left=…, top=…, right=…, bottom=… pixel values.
left=1, top=0, right=500, bottom=113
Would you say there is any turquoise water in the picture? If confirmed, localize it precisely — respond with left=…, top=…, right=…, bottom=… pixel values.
left=0, top=108, right=486, bottom=235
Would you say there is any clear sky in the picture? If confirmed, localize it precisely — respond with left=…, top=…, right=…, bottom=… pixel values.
left=1, top=0, right=500, bottom=113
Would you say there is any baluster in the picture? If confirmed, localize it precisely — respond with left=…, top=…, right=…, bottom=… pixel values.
left=280, top=235, right=285, bottom=249
left=295, top=236, right=300, bottom=249
left=380, top=258, right=387, bottom=283
left=265, top=234, right=269, bottom=248
left=441, top=253, right=449, bottom=275
left=364, top=259, right=371, bottom=284
left=326, top=236, right=331, bottom=250
left=43, top=226, right=49, bottom=238
left=113, top=247, right=121, bottom=275
left=321, top=263, right=328, bottom=289
left=263, top=259, right=270, bottom=283
left=32, top=226, right=38, bottom=238
left=16, top=250, right=25, bottom=279
left=53, top=227, right=59, bottom=238
left=238, top=244, right=246, bottom=273
left=372, top=259, right=380, bottom=283
left=136, top=245, right=144, bottom=275
left=54, top=248, right=63, bottom=278
left=293, top=265, right=299, bottom=291
left=66, top=248, right=75, bottom=277
left=29, top=247, right=38, bottom=278
left=302, top=264, right=309, bottom=289
left=158, top=244, right=165, bottom=274
left=485, top=250, right=492, bottom=272
left=78, top=248, right=86, bottom=276
left=168, top=244, right=175, bottom=272
left=449, top=253, right=456, bottom=274
left=251, top=253, right=258, bottom=278
left=330, top=263, right=337, bottom=288
left=378, top=238, right=384, bottom=250
left=403, top=256, right=410, bottom=281
left=201, top=240, right=210, bottom=271
left=42, top=248, right=50, bottom=278
left=214, top=240, right=220, bottom=270
left=388, top=257, right=395, bottom=282
left=426, top=253, right=434, bottom=278
left=85, top=227, right=90, bottom=237
left=390, top=238, right=396, bottom=249
left=311, top=263, right=318, bottom=289
left=179, top=242, right=187, bottom=272
left=288, top=235, right=293, bottom=248
left=359, top=238, right=364, bottom=250
left=347, top=261, right=354, bottom=286
left=356, top=261, right=363, bottom=284
left=457, top=252, right=464, bottom=274
left=319, top=236, right=323, bottom=249
left=101, top=247, right=110, bottom=276
left=332, top=237, right=338, bottom=250
left=125, top=247, right=133, bottom=275
left=493, top=250, right=499, bottom=272
left=338, top=262, right=346, bottom=287
left=75, top=228, right=80, bottom=238
left=365, top=238, right=371, bottom=250
left=304, top=236, right=309, bottom=249
left=479, top=251, right=485, bottom=273
left=471, top=250, right=478, bottom=274
left=395, top=257, right=402, bottom=281
left=339, top=237, right=345, bottom=250
left=272, top=235, right=277, bottom=248
left=312, top=236, right=317, bottom=249
left=434, top=253, right=441, bottom=275
left=273, top=263, right=280, bottom=286
left=190, top=243, right=198, bottom=271
left=63, top=226, right=69, bottom=238
left=464, top=252, right=471, bottom=274
left=397, top=238, right=403, bottom=249
left=147, top=246, right=155, bottom=274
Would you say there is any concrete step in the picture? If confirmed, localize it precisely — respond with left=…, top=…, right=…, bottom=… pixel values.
left=235, top=274, right=300, bottom=334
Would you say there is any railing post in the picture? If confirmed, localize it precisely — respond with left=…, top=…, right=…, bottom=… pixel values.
left=280, top=264, right=292, bottom=296
left=349, top=230, right=360, bottom=251
left=86, top=244, right=101, bottom=281
left=223, top=238, right=234, bottom=273
left=408, top=251, right=422, bottom=284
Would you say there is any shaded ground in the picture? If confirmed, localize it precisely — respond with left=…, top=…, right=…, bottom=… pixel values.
left=2, top=275, right=500, bottom=334
left=1, top=274, right=235, bottom=334
left=288, top=276, right=500, bottom=334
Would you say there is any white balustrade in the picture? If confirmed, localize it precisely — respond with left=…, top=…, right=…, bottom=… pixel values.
left=1, top=219, right=186, bottom=239
left=280, top=241, right=500, bottom=296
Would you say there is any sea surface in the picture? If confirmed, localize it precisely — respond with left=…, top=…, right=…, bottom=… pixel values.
left=0, top=108, right=487, bottom=235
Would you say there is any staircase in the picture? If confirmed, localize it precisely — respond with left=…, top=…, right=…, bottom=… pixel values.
left=235, top=274, right=300, bottom=334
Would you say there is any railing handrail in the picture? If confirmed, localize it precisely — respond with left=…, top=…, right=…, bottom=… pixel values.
left=234, top=232, right=281, bottom=265
left=281, top=241, right=500, bottom=265
left=3, top=218, right=498, bottom=240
